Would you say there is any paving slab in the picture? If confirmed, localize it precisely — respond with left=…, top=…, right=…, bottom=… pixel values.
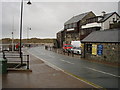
left=2, top=50, right=96, bottom=89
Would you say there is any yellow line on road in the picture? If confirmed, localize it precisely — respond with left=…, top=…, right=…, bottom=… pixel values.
left=63, top=71, right=105, bottom=89
left=28, top=50, right=106, bottom=89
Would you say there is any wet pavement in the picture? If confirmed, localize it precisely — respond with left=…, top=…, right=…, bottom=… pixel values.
left=2, top=49, right=95, bottom=88
left=28, top=47, right=120, bottom=88
left=0, top=74, right=2, bottom=90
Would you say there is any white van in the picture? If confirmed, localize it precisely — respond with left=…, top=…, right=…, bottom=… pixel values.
left=71, top=41, right=81, bottom=47
left=71, top=41, right=81, bottom=54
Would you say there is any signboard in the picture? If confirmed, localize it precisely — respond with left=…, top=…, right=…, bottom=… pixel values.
left=67, top=28, right=74, bottom=31
left=92, top=44, right=97, bottom=55
left=97, top=45, right=103, bottom=55
left=81, top=43, right=84, bottom=48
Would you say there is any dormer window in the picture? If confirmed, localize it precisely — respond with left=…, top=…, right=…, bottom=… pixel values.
left=113, top=18, right=117, bottom=23
left=113, top=18, right=115, bottom=22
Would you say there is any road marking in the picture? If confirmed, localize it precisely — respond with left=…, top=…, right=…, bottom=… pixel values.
left=48, top=55, right=55, bottom=58
left=28, top=51, right=63, bottom=71
left=28, top=51, right=103, bottom=88
left=64, top=71, right=103, bottom=89
left=60, top=59, right=74, bottom=64
left=86, top=67, right=120, bottom=78
left=27, top=50, right=103, bottom=88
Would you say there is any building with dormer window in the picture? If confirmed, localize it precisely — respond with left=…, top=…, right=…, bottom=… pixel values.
left=56, top=11, right=120, bottom=48
left=81, top=12, right=120, bottom=40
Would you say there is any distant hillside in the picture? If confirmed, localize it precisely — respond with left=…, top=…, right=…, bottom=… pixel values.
left=1, top=38, right=56, bottom=44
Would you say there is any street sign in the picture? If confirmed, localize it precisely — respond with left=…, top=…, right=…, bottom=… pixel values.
left=97, top=45, right=103, bottom=55
left=92, top=44, right=97, bottom=55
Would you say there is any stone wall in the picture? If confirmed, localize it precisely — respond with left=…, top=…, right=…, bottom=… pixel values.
left=80, top=12, right=96, bottom=25
left=82, top=43, right=120, bottom=63
left=65, top=32, right=79, bottom=44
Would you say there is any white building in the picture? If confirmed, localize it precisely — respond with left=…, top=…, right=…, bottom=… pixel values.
left=82, top=12, right=120, bottom=30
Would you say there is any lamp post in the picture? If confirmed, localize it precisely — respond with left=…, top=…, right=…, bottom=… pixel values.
left=27, top=27, right=31, bottom=45
left=12, top=16, right=15, bottom=52
left=11, top=31, right=14, bottom=52
left=19, top=0, right=31, bottom=65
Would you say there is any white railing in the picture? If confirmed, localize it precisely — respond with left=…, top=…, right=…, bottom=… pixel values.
left=82, top=22, right=101, bottom=29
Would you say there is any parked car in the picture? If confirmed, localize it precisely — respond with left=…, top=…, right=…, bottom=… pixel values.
left=62, top=44, right=73, bottom=52
left=71, top=47, right=81, bottom=55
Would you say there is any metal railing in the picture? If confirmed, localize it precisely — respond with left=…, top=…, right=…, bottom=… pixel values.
left=2, top=51, right=30, bottom=69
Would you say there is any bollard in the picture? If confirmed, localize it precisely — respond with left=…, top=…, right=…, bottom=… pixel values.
left=60, top=50, right=62, bottom=54
left=63, top=51, right=65, bottom=55
left=2, top=51, right=6, bottom=59
left=21, top=52, right=23, bottom=65
left=27, top=55, right=29, bottom=69
left=72, top=51, right=74, bottom=57
left=0, top=58, right=7, bottom=74
left=68, top=51, right=69, bottom=56
left=55, top=49, right=57, bottom=53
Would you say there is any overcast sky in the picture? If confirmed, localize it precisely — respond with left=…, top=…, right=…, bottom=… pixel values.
left=0, top=0, right=120, bottom=39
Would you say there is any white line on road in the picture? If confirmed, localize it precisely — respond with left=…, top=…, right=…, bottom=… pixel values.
left=27, top=50, right=101, bottom=88
left=86, top=67, right=120, bottom=78
left=28, top=51, right=63, bottom=71
left=60, top=59, right=74, bottom=64
left=48, top=55, right=55, bottom=58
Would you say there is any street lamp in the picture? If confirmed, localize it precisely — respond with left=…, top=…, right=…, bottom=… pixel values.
left=11, top=32, right=14, bottom=52
left=19, top=0, right=31, bottom=65
left=12, top=16, right=15, bottom=52
left=27, top=0, right=32, bottom=5
left=27, top=27, right=31, bottom=44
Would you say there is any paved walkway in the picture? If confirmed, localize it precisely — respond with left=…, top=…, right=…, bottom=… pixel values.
left=2, top=50, right=96, bottom=88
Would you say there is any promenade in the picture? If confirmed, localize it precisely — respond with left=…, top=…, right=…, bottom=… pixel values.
left=2, top=49, right=96, bottom=89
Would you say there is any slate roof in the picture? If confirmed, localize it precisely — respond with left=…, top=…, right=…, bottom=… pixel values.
left=57, top=29, right=64, bottom=34
left=64, top=11, right=91, bottom=25
left=99, top=12, right=120, bottom=22
left=81, top=29, right=120, bottom=43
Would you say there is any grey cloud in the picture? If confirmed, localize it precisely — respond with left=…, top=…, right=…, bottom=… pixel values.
left=2, top=2, right=118, bottom=39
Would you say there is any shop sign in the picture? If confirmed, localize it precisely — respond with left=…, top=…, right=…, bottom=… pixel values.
left=97, top=45, right=103, bottom=55
left=92, top=44, right=97, bottom=55
left=81, top=43, right=84, bottom=48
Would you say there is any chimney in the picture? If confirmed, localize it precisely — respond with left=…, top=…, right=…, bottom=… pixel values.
left=102, top=11, right=106, bottom=16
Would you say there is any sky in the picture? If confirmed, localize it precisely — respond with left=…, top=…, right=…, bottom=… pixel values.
left=0, top=0, right=120, bottom=39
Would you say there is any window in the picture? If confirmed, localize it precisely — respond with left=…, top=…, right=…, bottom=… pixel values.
left=86, top=44, right=92, bottom=53
left=68, top=24, right=71, bottom=28
left=71, top=23, right=73, bottom=28
left=64, top=25, right=67, bottom=29
left=66, top=25, right=69, bottom=29
left=69, top=24, right=73, bottom=28
left=73, top=23, right=76, bottom=27
left=81, top=30, right=85, bottom=35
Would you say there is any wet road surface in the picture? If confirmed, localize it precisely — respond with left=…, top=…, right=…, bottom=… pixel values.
left=2, top=50, right=95, bottom=88
left=28, top=46, right=120, bottom=88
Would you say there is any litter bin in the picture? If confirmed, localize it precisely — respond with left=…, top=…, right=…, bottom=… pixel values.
left=0, top=57, right=7, bottom=74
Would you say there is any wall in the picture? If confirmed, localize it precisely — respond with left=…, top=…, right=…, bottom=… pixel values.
left=57, top=30, right=65, bottom=48
left=65, top=31, right=79, bottom=44
left=64, top=12, right=96, bottom=44
left=80, top=12, right=96, bottom=25
left=79, top=12, right=96, bottom=40
left=102, top=14, right=120, bottom=30
left=81, top=43, right=120, bottom=63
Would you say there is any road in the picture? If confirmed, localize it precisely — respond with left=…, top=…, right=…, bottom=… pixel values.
left=28, top=46, right=120, bottom=88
